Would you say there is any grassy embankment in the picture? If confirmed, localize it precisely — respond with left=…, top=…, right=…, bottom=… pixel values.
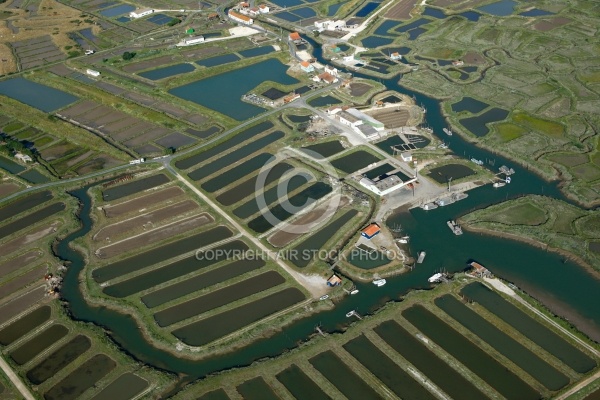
left=459, top=195, right=600, bottom=272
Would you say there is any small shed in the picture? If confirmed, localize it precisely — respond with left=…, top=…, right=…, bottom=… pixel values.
left=327, top=274, right=342, bottom=287
left=361, top=223, right=381, bottom=239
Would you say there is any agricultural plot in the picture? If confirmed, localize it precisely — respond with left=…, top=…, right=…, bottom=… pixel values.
left=172, top=287, right=306, bottom=346
left=88, top=168, right=313, bottom=348
left=102, top=174, right=169, bottom=201
left=104, top=240, right=251, bottom=298
left=290, top=209, right=359, bottom=268
left=59, top=99, right=197, bottom=155
left=233, top=173, right=314, bottom=220
left=11, top=35, right=66, bottom=70
left=96, top=213, right=214, bottom=259
left=92, top=226, right=232, bottom=283
left=176, top=121, right=274, bottom=170
left=102, top=186, right=185, bottom=218
left=173, top=278, right=599, bottom=400
left=247, top=182, right=333, bottom=234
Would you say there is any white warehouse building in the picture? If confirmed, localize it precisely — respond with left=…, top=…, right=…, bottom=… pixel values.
left=129, top=8, right=154, bottom=18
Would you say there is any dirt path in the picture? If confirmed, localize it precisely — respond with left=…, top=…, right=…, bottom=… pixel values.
left=0, top=354, right=35, bottom=400
left=555, top=369, right=600, bottom=400
left=168, top=167, right=327, bottom=297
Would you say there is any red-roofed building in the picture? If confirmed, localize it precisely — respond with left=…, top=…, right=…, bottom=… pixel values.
left=300, top=61, right=314, bottom=72
left=289, top=31, right=302, bottom=44
left=361, top=223, right=381, bottom=239
left=317, top=72, right=338, bottom=84
left=228, top=9, right=253, bottom=24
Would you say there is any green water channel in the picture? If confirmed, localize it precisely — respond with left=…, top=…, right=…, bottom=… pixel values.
left=435, top=294, right=569, bottom=391
left=374, top=320, right=488, bottom=399
left=0, top=190, right=51, bottom=223
left=10, top=324, right=69, bottom=365
left=44, top=353, right=116, bottom=400
left=188, top=131, right=283, bottom=181
left=247, top=182, right=332, bottom=233
left=175, top=122, right=273, bottom=170
left=276, top=364, right=330, bottom=400
left=93, top=226, right=233, bottom=283
left=309, top=350, right=382, bottom=400
left=233, top=174, right=312, bottom=219
left=237, top=377, right=279, bottom=400
left=461, top=282, right=596, bottom=373
left=105, top=240, right=250, bottom=298
left=90, top=373, right=149, bottom=400
left=154, top=271, right=286, bottom=327
left=202, top=153, right=275, bottom=193
left=172, top=288, right=305, bottom=346
left=26, top=334, right=91, bottom=385
left=403, top=305, right=539, bottom=399
left=141, top=259, right=265, bottom=308
left=343, top=334, right=436, bottom=400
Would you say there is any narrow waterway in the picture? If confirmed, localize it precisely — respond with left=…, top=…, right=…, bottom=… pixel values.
left=55, top=39, right=600, bottom=385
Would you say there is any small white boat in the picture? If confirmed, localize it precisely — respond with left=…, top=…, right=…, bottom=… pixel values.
left=397, top=238, right=408, bottom=244
left=422, top=202, right=438, bottom=210
left=346, top=310, right=355, bottom=317
left=443, top=128, right=453, bottom=136
left=373, top=279, right=387, bottom=287
left=417, top=251, right=426, bottom=264
left=493, top=182, right=506, bottom=188
left=350, top=289, right=359, bottom=295
left=319, top=294, right=329, bottom=301
left=506, top=176, right=512, bottom=184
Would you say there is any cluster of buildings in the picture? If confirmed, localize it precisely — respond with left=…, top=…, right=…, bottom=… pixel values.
left=359, top=174, right=415, bottom=196
left=314, top=19, right=347, bottom=31
left=228, top=9, right=254, bottom=24
left=233, top=2, right=270, bottom=20
left=327, top=106, right=384, bottom=140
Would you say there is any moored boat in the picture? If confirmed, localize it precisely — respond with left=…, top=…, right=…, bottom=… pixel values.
left=422, top=202, right=439, bottom=210
left=373, top=278, right=387, bottom=287
left=493, top=181, right=506, bottom=188
left=417, top=251, right=426, bottom=264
